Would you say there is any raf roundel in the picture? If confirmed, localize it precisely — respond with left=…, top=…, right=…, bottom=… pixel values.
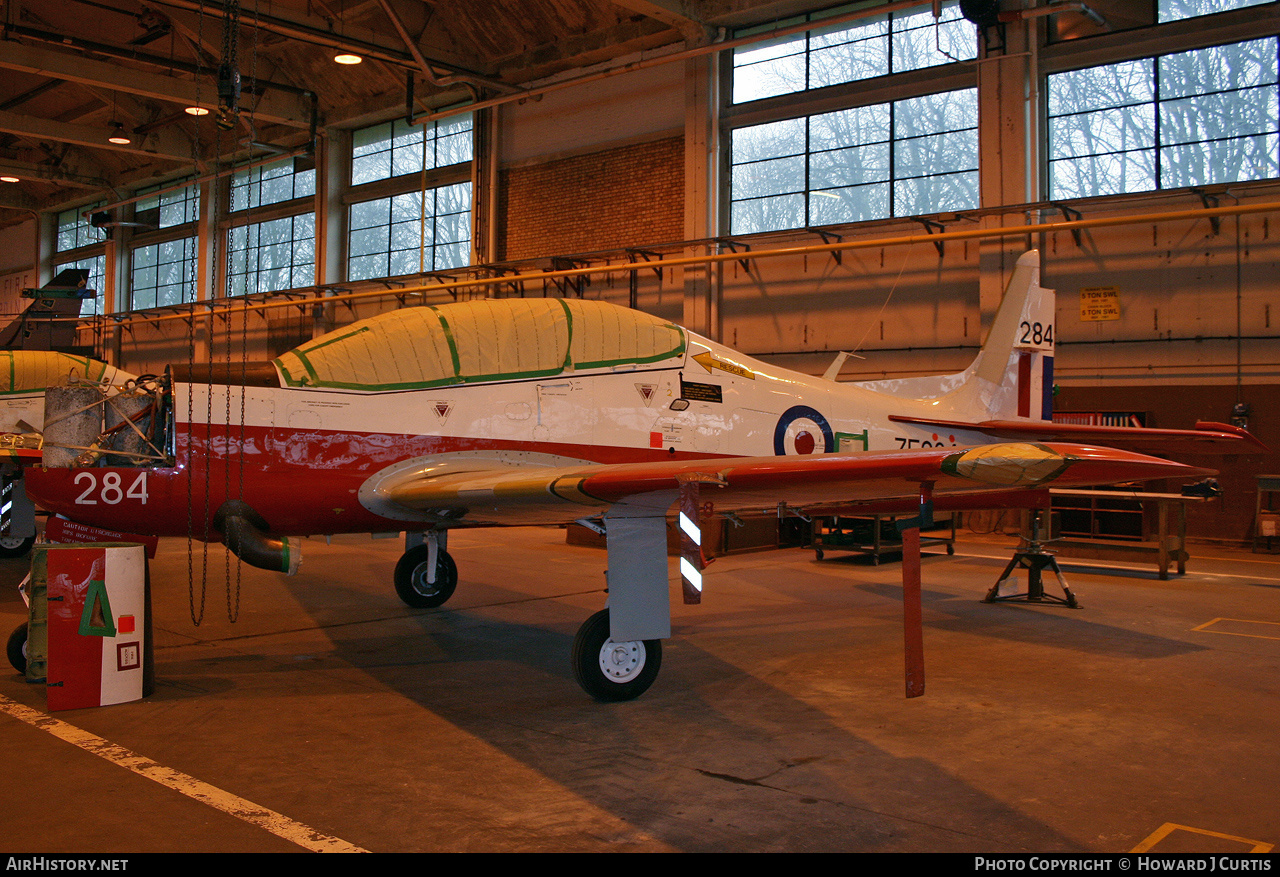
left=773, top=405, right=835, bottom=456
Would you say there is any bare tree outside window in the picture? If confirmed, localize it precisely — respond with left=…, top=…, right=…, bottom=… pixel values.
left=1048, top=38, right=1278, bottom=199
left=731, top=2, right=974, bottom=105
left=728, top=3, right=976, bottom=234
left=131, top=238, right=197, bottom=309
left=1158, top=0, right=1272, bottom=22
left=348, top=114, right=473, bottom=281
left=227, top=214, right=316, bottom=297
left=349, top=183, right=472, bottom=281
left=731, top=89, right=978, bottom=234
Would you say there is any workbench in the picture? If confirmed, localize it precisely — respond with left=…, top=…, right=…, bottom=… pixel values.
left=1037, top=489, right=1211, bottom=579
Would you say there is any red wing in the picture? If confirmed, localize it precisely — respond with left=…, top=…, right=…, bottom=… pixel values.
left=372, top=442, right=1214, bottom=526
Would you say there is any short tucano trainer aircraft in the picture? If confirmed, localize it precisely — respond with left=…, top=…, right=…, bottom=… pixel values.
left=4, top=251, right=1254, bottom=699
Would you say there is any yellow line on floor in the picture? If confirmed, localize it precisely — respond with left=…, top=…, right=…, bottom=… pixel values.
left=1131, top=821, right=1273, bottom=853
left=0, top=694, right=368, bottom=853
left=1191, top=617, right=1280, bottom=641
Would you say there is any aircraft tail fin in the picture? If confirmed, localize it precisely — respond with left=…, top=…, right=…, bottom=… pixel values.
left=851, top=250, right=1055, bottom=422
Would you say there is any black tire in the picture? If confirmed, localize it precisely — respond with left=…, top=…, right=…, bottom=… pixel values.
left=7, top=623, right=27, bottom=674
left=571, top=609, right=662, bottom=702
left=393, top=545, right=458, bottom=608
left=0, top=534, right=34, bottom=559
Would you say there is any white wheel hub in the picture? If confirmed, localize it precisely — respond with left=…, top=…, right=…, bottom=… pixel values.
left=598, top=638, right=646, bottom=683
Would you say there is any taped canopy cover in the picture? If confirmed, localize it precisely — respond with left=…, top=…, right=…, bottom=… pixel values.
left=273, top=298, right=687, bottom=391
left=0, top=351, right=112, bottom=394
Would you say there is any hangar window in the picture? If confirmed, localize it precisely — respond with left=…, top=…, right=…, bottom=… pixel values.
left=348, top=183, right=472, bottom=280
left=345, top=112, right=474, bottom=282
left=54, top=204, right=105, bottom=253
left=731, top=1, right=975, bottom=104
left=351, top=115, right=473, bottom=185
left=227, top=214, right=316, bottom=297
left=134, top=180, right=200, bottom=229
left=130, top=239, right=198, bottom=310
left=226, top=158, right=317, bottom=296
left=1159, top=0, right=1271, bottom=22
left=729, top=88, right=978, bottom=234
left=231, top=157, right=316, bottom=211
left=128, top=181, right=200, bottom=310
left=1047, top=38, right=1279, bottom=199
left=50, top=255, right=106, bottom=318
left=53, top=203, right=107, bottom=315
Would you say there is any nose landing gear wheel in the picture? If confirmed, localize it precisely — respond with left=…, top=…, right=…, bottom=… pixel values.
left=393, top=545, right=458, bottom=608
left=0, top=535, right=34, bottom=559
left=572, top=609, right=662, bottom=702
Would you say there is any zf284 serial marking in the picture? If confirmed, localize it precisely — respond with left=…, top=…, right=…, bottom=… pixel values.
left=73, top=471, right=149, bottom=505
left=1019, top=320, right=1053, bottom=346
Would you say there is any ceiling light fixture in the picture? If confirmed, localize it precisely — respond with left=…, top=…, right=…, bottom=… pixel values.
left=333, top=0, right=361, bottom=65
left=107, top=122, right=133, bottom=145
left=184, top=105, right=211, bottom=116
left=0, top=176, right=19, bottom=183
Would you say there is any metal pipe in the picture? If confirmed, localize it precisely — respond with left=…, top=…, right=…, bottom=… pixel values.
left=77, top=196, right=1280, bottom=331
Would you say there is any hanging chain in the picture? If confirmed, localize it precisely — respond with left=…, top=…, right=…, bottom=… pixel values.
left=187, top=0, right=209, bottom=627
left=228, top=0, right=263, bottom=623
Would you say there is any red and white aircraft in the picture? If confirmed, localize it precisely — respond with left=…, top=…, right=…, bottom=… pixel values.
left=3, top=251, right=1254, bottom=699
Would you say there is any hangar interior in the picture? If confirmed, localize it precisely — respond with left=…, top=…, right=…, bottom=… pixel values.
left=1, top=0, right=1280, bottom=855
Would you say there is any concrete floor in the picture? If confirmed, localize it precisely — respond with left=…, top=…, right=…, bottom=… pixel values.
left=2, top=525, right=1278, bottom=853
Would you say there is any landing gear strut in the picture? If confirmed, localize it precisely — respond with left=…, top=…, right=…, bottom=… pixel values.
left=571, top=609, right=662, bottom=702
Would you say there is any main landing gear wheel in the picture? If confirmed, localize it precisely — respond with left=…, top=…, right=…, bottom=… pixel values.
left=571, top=609, right=662, bottom=702
left=393, top=545, right=458, bottom=608
left=0, top=535, right=34, bottom=559
left=7, top=623, right=28, bottom=674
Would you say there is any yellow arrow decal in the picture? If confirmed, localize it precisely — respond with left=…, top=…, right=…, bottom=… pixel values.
left=693, top=351, right=755, bottom=380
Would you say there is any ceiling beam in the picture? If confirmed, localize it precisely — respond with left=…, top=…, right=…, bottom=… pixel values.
left=608, top=0, right=711, bottom=41
left=0, top=108, right=196, bottom=163
left=148, top=0, right=492, bottom=81
left=373, top=0, right=516, bottom=93
left=0, top=40, right=313, bottom=128
left=0, top=156, right=114, bottom=190
left=0, top=190, right=41, bottom=211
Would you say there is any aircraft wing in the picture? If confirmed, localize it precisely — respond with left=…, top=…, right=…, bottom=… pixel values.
left=364, top=442, right=1214, bottom=527
left=887, top=416, right=1269, bottom=455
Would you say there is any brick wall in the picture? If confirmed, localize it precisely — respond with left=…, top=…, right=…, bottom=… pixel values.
left=500, top=137, right=684, bottom=261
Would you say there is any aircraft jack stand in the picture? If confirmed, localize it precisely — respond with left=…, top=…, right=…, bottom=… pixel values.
left=984, top=531, right=1080, bottom=609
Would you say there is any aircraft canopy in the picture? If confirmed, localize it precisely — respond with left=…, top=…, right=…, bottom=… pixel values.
left=273, top=298, right=687, bottom=391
